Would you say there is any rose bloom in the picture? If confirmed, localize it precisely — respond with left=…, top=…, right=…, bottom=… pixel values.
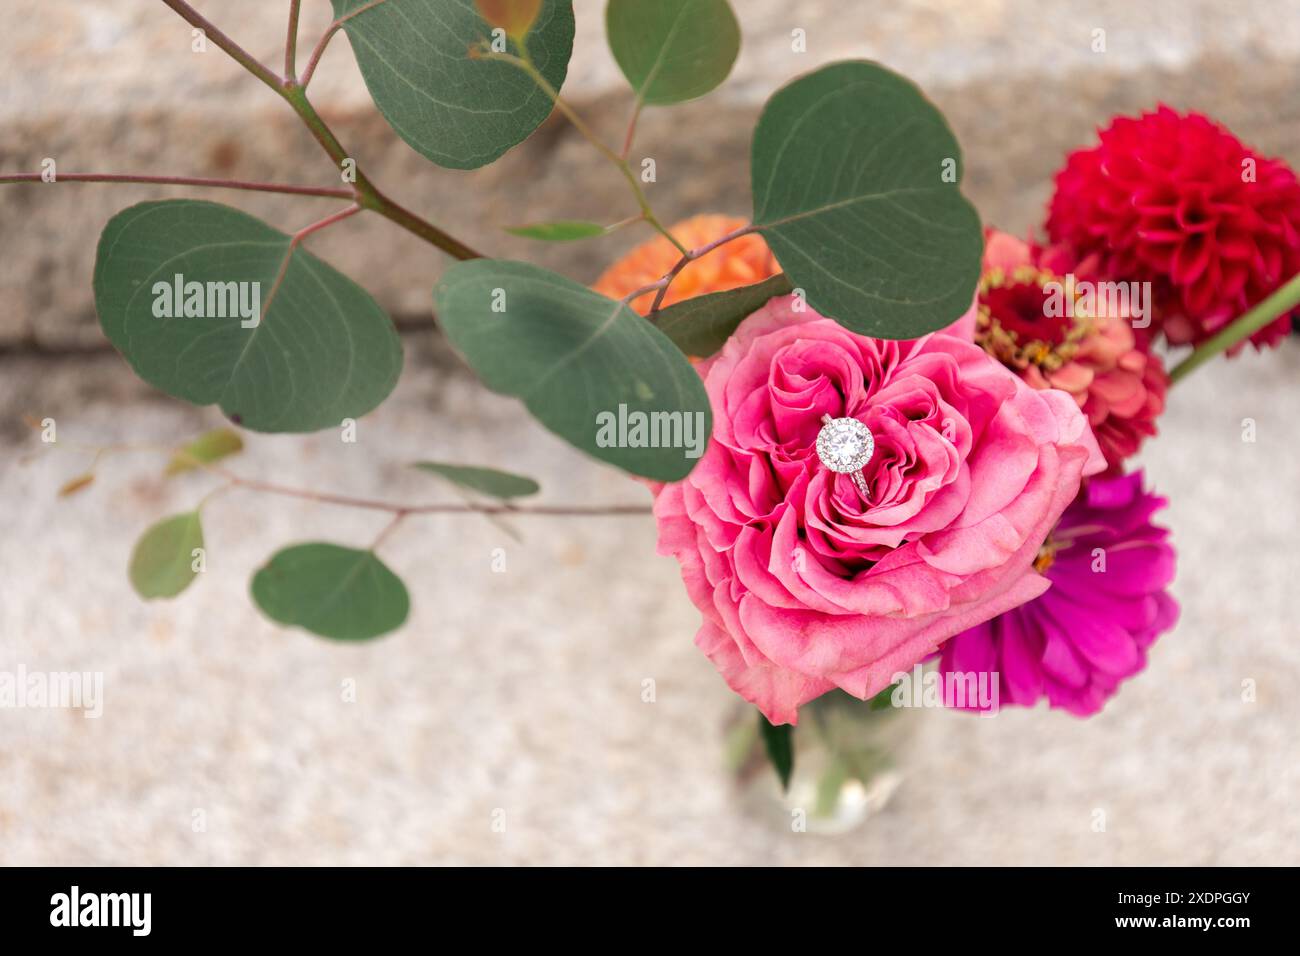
left=592, top=214, right=779, bottom=314
left=655, top=295, right=1105, bottom=724
left=975, top=229, right=1168, bottom=470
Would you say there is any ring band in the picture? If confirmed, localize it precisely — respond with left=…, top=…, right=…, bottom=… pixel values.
left=816, top=414, right=874, bottom=499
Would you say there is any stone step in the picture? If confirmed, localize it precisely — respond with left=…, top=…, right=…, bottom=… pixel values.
left=4, top=0, right=1300, bottom=349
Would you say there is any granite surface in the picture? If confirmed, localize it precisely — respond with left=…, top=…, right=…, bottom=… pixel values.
left=2, top=331, right=1297, bottom=865
left=4, top=0, right=1300, bottom=345
left=1, top=0, right=1298, bottom=866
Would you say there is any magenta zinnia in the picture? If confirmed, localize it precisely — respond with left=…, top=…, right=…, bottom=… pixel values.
left=938, top=469, right=1178, bottom=716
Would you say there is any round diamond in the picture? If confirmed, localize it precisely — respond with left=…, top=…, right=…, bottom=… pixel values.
left=816, top=417, right=875, bottom=473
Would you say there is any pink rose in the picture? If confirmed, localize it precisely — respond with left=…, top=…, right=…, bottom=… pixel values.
left=654, top=296, right=1105, bottom=724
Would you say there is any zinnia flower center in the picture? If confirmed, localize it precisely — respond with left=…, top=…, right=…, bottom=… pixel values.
left=976, top=266, right=1091, bottom=370
left=1032, top=536, right=1059, bottom=574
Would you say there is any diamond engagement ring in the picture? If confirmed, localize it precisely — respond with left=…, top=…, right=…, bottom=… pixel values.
left=815, top=414, right=874, bottom=498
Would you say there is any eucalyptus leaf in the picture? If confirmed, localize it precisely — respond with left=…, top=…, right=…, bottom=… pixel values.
left=750, top=60, right=983, bottom=339
left=129, top=512, right=204, bottom=600
left=331, top=0, right=575, bottom=169
left=166, top=427, right=244, bottom=476
left=505, top=220, right=607, bottom=241
left=413, top=461, right=540, bottom=499
left=251, top=543, right=409, bottom=642
left=655, top=273, right=793, bottom=356
left=94, top=200, right=402, bottom=433
left=433, top=260, right=712, bottom=481
left=606, top=0, right=740, bottom=105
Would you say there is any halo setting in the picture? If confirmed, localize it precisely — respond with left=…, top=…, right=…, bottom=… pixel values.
left=816, top=416, right=875, bottom=474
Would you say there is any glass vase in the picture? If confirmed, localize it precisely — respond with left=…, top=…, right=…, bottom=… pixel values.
left=724, top=690, right=916, bottom=835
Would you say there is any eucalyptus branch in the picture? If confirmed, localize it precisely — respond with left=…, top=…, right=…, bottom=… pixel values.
left=606, top=213, right=646, bottom=233
left=647, top=258, right=694, bottom=315
left=619, top=98, right=645, bottom=161
left=1169, top=270, right=1300, bottom=384
left=260, top=203, right=362, bottom=320
left=158, top=0, right=481, bottom=260
left=276, top=84, right=481, bottom=258
left=36, top=434, right=652, bottom=519
left=159, top=0, right=284, bottom=94
left=285, top=0, right=301, bottom=80
left=298, top=0, right=392, bottom=89
left=620, top=223, right=759, bottom=315
left=483, top=45, right=688, bottom=256
left=0, top=172, right=353, bottom=199
left=211, top=466, right=652, bottom=518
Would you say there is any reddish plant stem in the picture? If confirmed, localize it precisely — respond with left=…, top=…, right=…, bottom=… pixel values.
left=284, top=60, right=482, bottom=258
left=295, top=202, right=363, bottom=240
left=484, top=46, right=689, bottom=256
left=260, top=203, right=362, bottom=320
left=369, top=511, right=409, bottom=550
left=620, top=224, right=759, bottom=315
left=285, top=0, right=301, bottom=79
left=158, top=0, right=482, bottom=260
left=210, top=465, right=651, bottom=517
left=647, top=257, right=695, bottom=314
left=0, top=172, right=353, bottom=198
left=159, top=0, right=284, bottom=94
left=45, top=440, right=653, bottom=519
left=298, top=26, right=339, bottom=90
left=619, top=98, right=644, bottom=161
left=299, top=0, right=391, bottom=89
left=366, top=187, right=483, bottom=260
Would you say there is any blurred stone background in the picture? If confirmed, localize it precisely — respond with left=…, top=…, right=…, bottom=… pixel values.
left=1, top=0, right=1298, bottom=864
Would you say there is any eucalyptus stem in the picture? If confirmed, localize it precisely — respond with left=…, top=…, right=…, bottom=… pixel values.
left=157, top=0, right=481, bottom=260
left=284, top=0, right=301, bottom=80
left=619, top=223, right=759, bottom=315
left=485, top=46, right=688, bottom=256
left=619, top=98, right=645, bottom=161
left=298, top=0, right=391, bottom=89
left=39, top=436, right=652, bottom=519
left=159, top=0, right=284, bottom=94
left=0, top=172, right=352, bottom=199
left=259, top=203, right=363, bottom=320
left=277, top=85, right=481, bottom=258
left=213, top=467, right=653, bottom=517
left=1169, top=270, right=1300, bottom=384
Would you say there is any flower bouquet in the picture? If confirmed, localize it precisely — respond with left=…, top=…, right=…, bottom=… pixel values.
left=11, top=1, right=1298, bottom=834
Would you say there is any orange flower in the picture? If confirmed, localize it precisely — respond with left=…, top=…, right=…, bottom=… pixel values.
left=592, top=214, right=779, bottom=314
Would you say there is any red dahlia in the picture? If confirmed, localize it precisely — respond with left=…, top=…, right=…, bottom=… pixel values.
left=1046, top=105, right=1300, bottom=350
